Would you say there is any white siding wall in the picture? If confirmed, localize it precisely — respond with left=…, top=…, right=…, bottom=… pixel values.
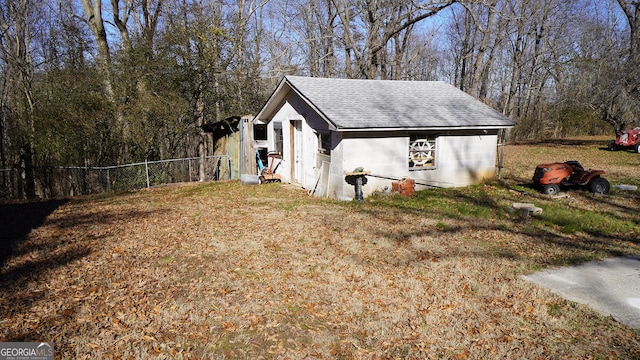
left=266, top=101, right=327, bottom=189
left=300, top=122, right=319, bottom=189
left=432, top=134, right=498, bottom=186
left=326, top=132, right=344, bottom=199
left=333, top=135, right=405, bottom=199
left=331, top=133, right=498, bottom=200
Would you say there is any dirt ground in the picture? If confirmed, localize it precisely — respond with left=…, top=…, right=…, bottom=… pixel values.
left=1, top=140, right=639, bottom=359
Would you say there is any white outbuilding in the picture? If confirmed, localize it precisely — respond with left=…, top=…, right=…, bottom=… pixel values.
left=253, top=76, right=516, bottom=200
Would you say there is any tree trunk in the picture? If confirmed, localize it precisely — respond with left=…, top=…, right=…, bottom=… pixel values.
left=469, top=1, right=499, bottom=100
left=1, top=0, right=38, bottom=198
left=80, top=0, right=114, bottom=102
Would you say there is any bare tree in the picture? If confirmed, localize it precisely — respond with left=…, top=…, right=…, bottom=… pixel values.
left=616, top=0, right=640, bottom=113
left=332, top=0, right=456, bottom=79
left=617, top=0, right=640, bottom=57
left=0, top=0, right=41, bottom=198
left=449, top=1, right=504, bottom=100
left=286, top=0, right=338, bottom=77
left=588, top=0, right=640, bottom=133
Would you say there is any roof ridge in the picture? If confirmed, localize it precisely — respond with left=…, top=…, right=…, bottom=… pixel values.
left=285, top=75, right=445, bottom=84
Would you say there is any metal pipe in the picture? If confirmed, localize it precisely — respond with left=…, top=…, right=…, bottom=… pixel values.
left=367, top=173, right=451, bottom=188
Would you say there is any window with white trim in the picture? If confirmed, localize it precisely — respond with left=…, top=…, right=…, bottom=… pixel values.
left=409, top=135, right=437, bottom=169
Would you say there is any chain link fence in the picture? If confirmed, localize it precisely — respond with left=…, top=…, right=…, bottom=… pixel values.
left=0, top=155, right=230, bottom=201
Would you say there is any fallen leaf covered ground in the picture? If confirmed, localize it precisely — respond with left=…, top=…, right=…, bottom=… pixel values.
left=1, top=140, right=639, bottom=359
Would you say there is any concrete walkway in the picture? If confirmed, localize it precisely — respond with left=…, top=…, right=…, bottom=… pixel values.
left=522, top=255, right=640, bottom=329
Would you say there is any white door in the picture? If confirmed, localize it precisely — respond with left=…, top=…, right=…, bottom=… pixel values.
left=289, top=120, right=303, bottom=184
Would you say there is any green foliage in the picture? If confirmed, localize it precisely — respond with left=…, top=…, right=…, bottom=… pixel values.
left=111, top=166, right=147, bottom=192
left=551, top=107, right=612, bottom=138
left=511, top=105, right=612, bottom=140
left=32, top=68, right=117, bottom=167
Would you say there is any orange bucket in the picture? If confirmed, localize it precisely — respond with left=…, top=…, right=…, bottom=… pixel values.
left=392, top=178, right=415, bottom=196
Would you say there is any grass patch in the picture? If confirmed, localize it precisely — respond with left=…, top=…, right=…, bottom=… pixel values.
left=371, top=184, right=508, bottom=220
left=537, top=203, right=639, bottom=236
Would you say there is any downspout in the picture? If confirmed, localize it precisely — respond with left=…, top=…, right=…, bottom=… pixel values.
left=497, top=129, right=506, bottom=180
left=239, top=119, right=245, bottom=176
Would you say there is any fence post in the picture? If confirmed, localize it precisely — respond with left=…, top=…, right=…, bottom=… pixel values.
left=145, top=159, right=150, bottom=188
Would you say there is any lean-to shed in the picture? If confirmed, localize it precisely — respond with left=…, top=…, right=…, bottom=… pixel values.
left=253, top=76, right=516, bottom=200
left=202, top=115, right=256, bottom=180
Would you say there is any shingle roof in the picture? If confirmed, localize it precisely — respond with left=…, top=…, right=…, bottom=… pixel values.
left=280, top=76, right=515, bottom=130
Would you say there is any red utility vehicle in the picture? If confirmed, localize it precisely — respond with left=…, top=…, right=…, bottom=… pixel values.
left=608, top=127, right=640, bottom=152
left=532, top=160, right=610, bottom=195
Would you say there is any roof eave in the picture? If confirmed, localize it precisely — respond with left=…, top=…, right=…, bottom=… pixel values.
left=253, top=76, right=339, bottom=131
left=253, top=77, right=289, bottom=122
left=284, top=77, right=339, bottom=130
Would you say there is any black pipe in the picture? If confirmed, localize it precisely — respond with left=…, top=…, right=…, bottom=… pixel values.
left=345, top=174, right=368, bottom=202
